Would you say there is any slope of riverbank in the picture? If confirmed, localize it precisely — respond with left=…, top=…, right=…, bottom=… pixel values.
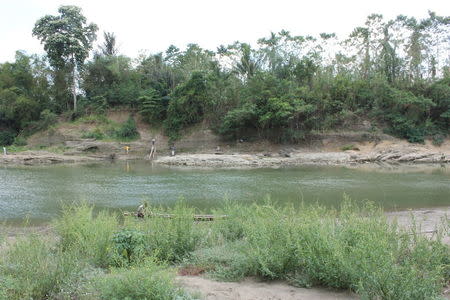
left=2, top=110, right=449, bottom=167
left=2, top=138, right=450, bottom=167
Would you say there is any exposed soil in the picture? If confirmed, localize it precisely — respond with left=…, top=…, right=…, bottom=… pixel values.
left=2, top=110, right=450, bottom=167
left=177, top=276, right=357, bottom=300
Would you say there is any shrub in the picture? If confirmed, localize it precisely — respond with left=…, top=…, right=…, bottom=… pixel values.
left=0, top=129, right=15, bottom=146
left=432, top=134, right=445, bottom=146
left=186, top=241, right=253, bottom=281
left=38, top=109, right=57, bottom=130
left=111, top=228, right=145, bottom=266
left=81, top=128, right=104, bottom=140
left=113, top=116, right=139, bottom=140
left=341, top=144, right=359, bottom=151
left=187, top=199, right=449, bottom=299
left=126, top=202, right=202, bottom=263
left=12, top=136, right=27, bottom=146
left=55, top=204, right=118, bottom=267
left=0, top=236, right=84, bottom=300
left=85, top=258, right=194, bottom=300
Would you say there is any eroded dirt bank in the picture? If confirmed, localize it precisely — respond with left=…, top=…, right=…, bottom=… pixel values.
left=2, top=138, right=450, bottom=167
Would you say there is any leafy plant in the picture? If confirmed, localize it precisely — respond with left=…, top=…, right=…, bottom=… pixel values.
left=113, top=116, right=139, bottom=140
left=111, top=228, right=145, bottom=266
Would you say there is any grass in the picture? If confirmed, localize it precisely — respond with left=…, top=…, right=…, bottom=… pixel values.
left=341, top=144, right=360, bottom=151
left=0, top=198, right=448, bottom=300
left=76, top=113, right=140, bottom=142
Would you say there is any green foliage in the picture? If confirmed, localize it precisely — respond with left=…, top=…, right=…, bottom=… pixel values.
left=341, top=144, right=358, bottom=151
left=139, top=88, right=169, bottom=123
left=111, top=229, right=145, bottom=266
left=187, top=199, right=449, bottom=299
left=219, top=103, right=258, bottom=139
left=112, top=116, right=139, bottom=140
left=164, top=72, right=209, bottom=141
left=33, top=5, right=98, bottom=112
left=1, top=199, right=448, bottom=299
left=0, top=129, right=15, bottom=146
left=81, top=128, right=104, bottom=140
left=186, top=241, right=252, bottom=281
left=0, top=236, right=84, bottom=300
left=1, top=10, right=450, bottom=149
left=55, top=203, right=118, bottom=267
left=126, top=202, right=202, bottom=263
left=85, top=259, right=194, bottom=300
left=12, top=136, right=27, bottom=146
left=38, top=109, right=57, bottom=129
left=32, top=6, right=98, bottom=69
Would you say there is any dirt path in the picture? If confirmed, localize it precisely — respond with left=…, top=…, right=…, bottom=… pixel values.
left=178, top=276, right=357, bottom=300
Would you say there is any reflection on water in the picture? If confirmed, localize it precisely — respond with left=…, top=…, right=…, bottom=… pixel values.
left=0, top=162, right=449, bottom=224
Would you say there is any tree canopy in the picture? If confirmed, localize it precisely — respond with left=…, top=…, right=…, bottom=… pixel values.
left=1, top=9, right=449, bottom=147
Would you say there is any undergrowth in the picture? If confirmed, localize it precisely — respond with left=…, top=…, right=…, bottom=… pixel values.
left=0, top=198, right=448, bottom=300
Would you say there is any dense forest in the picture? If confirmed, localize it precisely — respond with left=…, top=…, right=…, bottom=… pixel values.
left=1, top=6, right=449, bottom=146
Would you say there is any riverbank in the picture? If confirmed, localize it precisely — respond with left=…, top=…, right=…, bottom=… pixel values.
left=1, top=204, right=448, bottom=300
left=1, top=140, right=450, bottom=167
left=3, top=207, right=448, bottom=244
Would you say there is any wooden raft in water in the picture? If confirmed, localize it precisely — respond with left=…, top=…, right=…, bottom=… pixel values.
left=123, top=212, right=228, bottom=221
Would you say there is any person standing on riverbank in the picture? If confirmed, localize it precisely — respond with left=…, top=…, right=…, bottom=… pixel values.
left=148, top=138, right=156, bottom=160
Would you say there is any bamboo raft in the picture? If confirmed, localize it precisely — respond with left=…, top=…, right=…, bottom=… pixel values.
left=123, top=212, right=228, bottom=221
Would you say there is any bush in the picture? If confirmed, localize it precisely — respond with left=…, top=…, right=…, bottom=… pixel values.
left=186, top=241, right=253, bottom=281
left=1, top=199, right=448, bottom=300
left=432, top=134, right=445, bottom=146
left=12, top=136, right=27, bottom=146
left=126, top=202, right=203, bottom=263
left=341, top=144, right=359, bottom=151
left=81, top=128, right=104, bottom=140
left=0, top=130, right=15, bottom=146
left=164, top=72, right=209, bottom=141
left=0, top=236, right=84, bottom=300
left=85, top=258, right=194, bottom=300
left=185, top=199, right=449, bottom=299
left=111, top=228, right=145, bottom=266
left=38, top=109, right=57, bottom=130
left=55, top=204, right=118, bottom=267
left=113, top=116, right=139, bottom=140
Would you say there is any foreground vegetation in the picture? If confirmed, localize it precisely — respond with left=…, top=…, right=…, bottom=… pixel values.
left=0, top=199, right=448, bottom=300
left=1, top=6, right=449, bottom=147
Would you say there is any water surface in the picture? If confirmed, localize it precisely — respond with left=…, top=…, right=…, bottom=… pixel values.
left=1, top=162, right=449, bottom=224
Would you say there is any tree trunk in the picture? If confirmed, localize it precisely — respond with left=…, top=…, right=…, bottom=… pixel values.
left=72, top=56, right=77, bottom=112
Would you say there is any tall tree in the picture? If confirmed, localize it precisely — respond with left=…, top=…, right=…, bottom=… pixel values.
left=33, top=5, right=98, bottom=112
left=99, top=31, right=118, bottom=56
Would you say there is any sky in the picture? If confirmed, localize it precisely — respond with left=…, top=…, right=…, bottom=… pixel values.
left=1, top=0, right=449, bottom=63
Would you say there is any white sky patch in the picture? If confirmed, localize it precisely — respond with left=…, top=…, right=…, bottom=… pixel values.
left=1, top=0, right=449, bottom=63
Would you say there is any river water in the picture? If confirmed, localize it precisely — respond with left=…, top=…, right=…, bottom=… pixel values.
left=0, top=162, right=449, bottom=224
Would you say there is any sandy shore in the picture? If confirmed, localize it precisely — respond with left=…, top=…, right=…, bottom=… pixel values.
left=178, top=276, right=358, bottom=300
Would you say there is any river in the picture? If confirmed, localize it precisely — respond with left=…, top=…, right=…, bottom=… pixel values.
left=1, top=162, right=449, bottom=224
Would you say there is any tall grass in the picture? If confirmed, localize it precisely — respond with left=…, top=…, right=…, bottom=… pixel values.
left=0, top=236, right=84, bottom=300
left=83, top=258, right=195, bottom=300
left=54, top=203, right=118, bottom=267
left=0, top=198, right=448, bottom=299
left=125, top=201, right=204, bottom=263
left=190, top=198, right=450, bottom=299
